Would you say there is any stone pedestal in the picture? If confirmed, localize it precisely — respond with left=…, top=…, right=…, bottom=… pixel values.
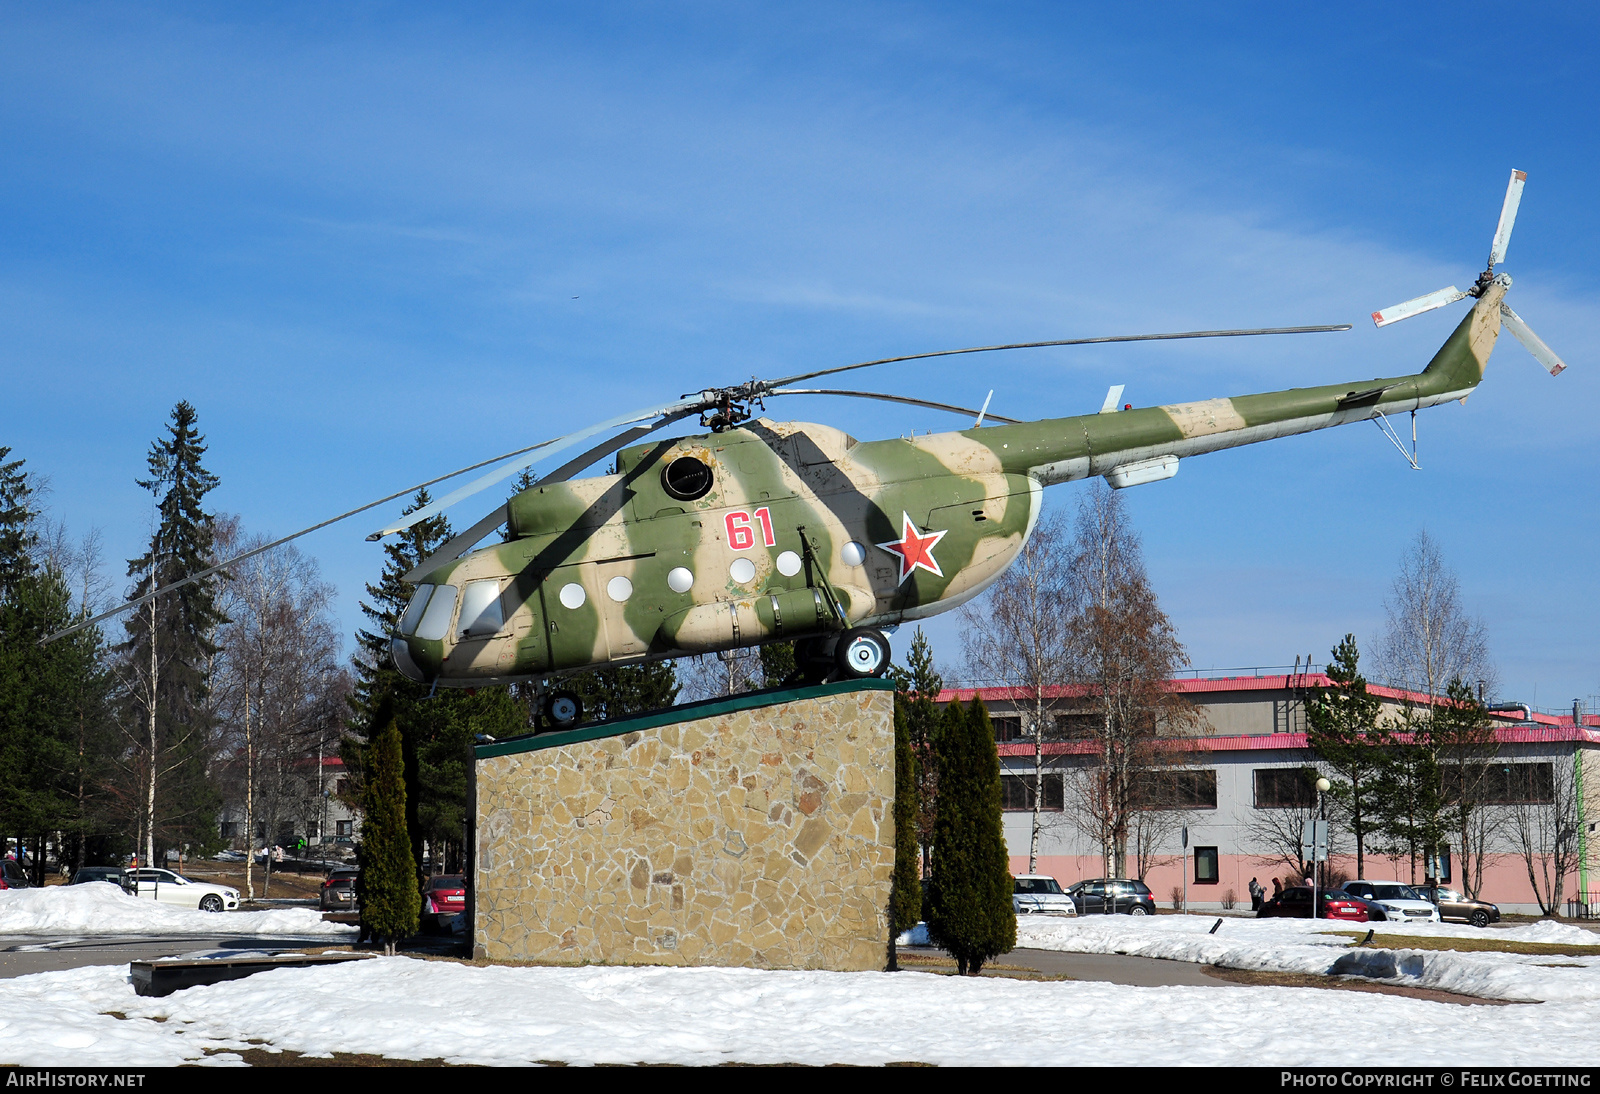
left=472, top=678, right=896, bottom=971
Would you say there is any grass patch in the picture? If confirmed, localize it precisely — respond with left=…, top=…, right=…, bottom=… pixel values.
left=1319, top=931, right=1600, bottom=957
left=892, top=951, right=1072, bottom=981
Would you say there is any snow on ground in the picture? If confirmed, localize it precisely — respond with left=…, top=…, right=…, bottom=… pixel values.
left=6, top=897, right=1600, bottom=1066
left=2, top=952, right=1598, bottom=1068
left=1014, top=914, right=1600, bottom=1003
left=0, top=883, right=355, bottom=938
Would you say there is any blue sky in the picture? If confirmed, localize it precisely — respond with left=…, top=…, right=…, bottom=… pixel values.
left=4, top=3, right=1596, bottom=709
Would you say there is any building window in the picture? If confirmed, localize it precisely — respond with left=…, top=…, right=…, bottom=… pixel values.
left=991, top=716, right=1022, bottom=743
left=1001, top=773, right=1063, bottom=812
left=337, top=820, right=353, bottom=837
left=220, top=821, right=238, bottom=839
left=1133, top=769, right=1217, bottom=810
left=1253, top=767, right=1317, bottom=808
left=1475, top=763, right=1555, bottom=804
left=1194, top=846, right=1219, bottom=885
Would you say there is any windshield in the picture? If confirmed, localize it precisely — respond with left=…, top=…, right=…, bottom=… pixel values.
left=1374, top=884, right=1422, bottom=900
left=1014, top=878, right=1063, bottom=895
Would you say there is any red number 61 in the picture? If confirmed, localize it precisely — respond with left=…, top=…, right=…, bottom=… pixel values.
left=724, top=507, right=776, bottom=551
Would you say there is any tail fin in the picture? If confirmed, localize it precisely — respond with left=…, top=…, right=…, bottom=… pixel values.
left=1418, top=281, right=1505, bottom=396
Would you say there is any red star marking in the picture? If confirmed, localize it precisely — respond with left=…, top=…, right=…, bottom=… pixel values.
left=876, top=511, right=948, bottom=584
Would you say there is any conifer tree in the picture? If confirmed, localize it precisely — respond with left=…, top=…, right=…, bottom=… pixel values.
left=889, top=627, right=943, bottom=875
left=361, top=716, right=419, bottom=955
left=887, top=698, right=921, bottom=969
left=1306, top=634, right=1386, bottom=879
left=0, top=446, right=36, bottom=597
left=120, top=403, right=226, bottom=866
left=927, top=698, right=1014, bottom=975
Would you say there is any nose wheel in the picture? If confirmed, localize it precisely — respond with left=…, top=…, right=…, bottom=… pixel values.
left=541, top=689, right=584, bottom=729
left=834, top=628, right=891, bottom=679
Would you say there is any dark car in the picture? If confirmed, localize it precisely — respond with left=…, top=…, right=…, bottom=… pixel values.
left=319, top=866, right=358, bottom=911
left=1423, top=885, right=1501, bottom=928
left=69, top=867, right=126, bottom=887
left=420, top=874, right=467, bottom=932
left=0, top=860, right=30, bottom=890
left=1066, top=878, right=1157, bottom=916
left=1257, top=886, right=1379, bottom=922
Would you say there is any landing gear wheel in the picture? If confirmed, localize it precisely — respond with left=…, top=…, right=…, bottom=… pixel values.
left=199, top=894, right=223, bottom=913
left=543, top=690, right=583, bottom=729
left=793, top=637, right=834, bottom=685
left=834, top=628, right=891, bottom=679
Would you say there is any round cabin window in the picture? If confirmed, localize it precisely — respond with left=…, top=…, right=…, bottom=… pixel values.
left=661, top=456, right=713, bottom=501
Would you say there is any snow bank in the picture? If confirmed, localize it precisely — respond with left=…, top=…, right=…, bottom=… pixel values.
left=0, top=883, right=355, bottom=938
left=2, top=956, right=1597, bottom=1067
left=1015, top=914, right=1600, bottom=1003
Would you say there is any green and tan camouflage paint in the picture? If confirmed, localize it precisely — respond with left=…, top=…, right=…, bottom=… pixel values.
left=397, top=289, right=1503, bottom=686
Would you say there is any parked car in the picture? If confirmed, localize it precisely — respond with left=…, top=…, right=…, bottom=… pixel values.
left=1337, top=881, right=1441, bottom=925
left=0, top=860, right=31, bottom=890
left=1066, top=878, right=1157, bottom=916
left=127, top=868, right=240, bottom=912
left=1421, top=885, right=1501, bottom=928
left=320, top=866, right=359, bottom=911
left=69, top=867, right=126, bottom=887
left=1257, top=886, right=1378, bottom=922
left=420, top=874, right=467, bottom=932
left=1012, top=875, right=1077, bottom=916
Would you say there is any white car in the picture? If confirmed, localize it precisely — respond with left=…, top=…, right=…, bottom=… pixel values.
left=1012, top=875, right=1077, bottom=916
left=128, top=869, right=240, bottom=912
left=1339, top=880, right=1440, bottom=924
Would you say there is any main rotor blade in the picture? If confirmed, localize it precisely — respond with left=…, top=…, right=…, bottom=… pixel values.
left=1371, top=286, right=1468, bottom=328
left=1489, top=169, right=1528, bottom=268
left=759, top=325, right=1352, bottom=390
left=764, top=387, right=1022, bottom=424
left=1499, top=303, right=1568, bottom=376
left=401, top=409, right=701, bottom=584
left=37, top=436, right=583, bottom=646
left=369, top=397, right=705, bottom=541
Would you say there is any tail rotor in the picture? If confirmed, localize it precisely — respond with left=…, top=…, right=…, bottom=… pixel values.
left=1371, top=169, right=1567, bottom=376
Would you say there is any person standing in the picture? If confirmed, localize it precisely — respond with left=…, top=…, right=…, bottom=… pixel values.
left=1248, top=877, right=1264, bottom=911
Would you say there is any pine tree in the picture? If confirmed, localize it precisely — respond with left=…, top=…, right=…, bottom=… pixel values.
left=889, top=627, right=943, bottom=876
left=0, top=446, right=36, bottom=597
left=887, top=698, right=921, bottom=970
left=120, top=403, right=226, bottom=866
left=361, top=716, right=419, bottom=955
left=927, top=698, right=1015, bottom=975
left=1306, top=634, right=1386, bottom=879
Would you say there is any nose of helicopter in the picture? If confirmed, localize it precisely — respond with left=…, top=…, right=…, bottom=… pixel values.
left=391, top=635, right=428, bottom=682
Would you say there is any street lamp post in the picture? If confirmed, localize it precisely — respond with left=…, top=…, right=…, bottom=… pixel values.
left=1314, top=777, right=1331, bottom=919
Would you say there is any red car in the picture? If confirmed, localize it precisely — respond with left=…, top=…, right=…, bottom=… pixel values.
left=1257, top=886, right=1378, bottom=923
left=421, top=874, right=467, bottom=933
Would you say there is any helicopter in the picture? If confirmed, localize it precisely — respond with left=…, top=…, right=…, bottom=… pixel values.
left=50, top=170, right=1570, bottom=731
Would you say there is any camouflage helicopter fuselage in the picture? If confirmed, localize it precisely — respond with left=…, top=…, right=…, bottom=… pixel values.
left=391, top=286, right=1503, bottom=687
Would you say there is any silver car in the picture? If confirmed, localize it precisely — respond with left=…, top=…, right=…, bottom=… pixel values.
left=1012, top=875, right=1077, bottom=916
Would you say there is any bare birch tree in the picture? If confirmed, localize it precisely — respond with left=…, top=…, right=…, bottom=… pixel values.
left=1060, top=482, right=1194, bottom=879
left=1508, top=760, right=1580, bottom=916
left=1376, top=531, right=1495, bottom=700
left=214, top=530, right=345, bottom=897
left=960, top=510, right=1072, bottom=872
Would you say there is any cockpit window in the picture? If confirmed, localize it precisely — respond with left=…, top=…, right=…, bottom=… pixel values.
left=458, top=580, right=504, bottom=638
left=398, top=585, right=435, bottom=635
left=414, top=585, right=458, bottom=642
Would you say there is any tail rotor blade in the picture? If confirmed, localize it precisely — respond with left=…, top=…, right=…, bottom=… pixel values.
left=1372, top=286, right=1468, bottom=327
left=1489, top=169, right=1528, bottom=268
left=1499, top=303, right=1568, bottom=376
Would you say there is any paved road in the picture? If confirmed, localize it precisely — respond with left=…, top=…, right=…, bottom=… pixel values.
left=904, top=945, right=1235, bottom=987
left=0, top=936, right=344, bottom=978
